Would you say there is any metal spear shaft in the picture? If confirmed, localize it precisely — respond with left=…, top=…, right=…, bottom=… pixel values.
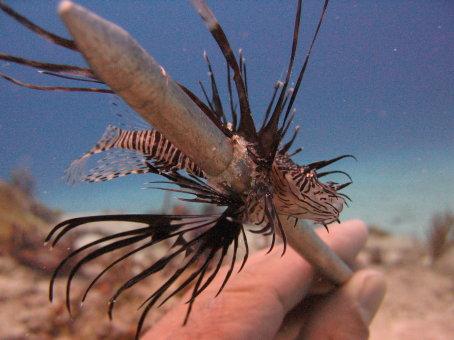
left=58, top=1, right=352, bottom=285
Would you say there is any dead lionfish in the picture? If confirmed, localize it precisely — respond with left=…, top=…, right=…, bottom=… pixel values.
left=0, top=0, right=354, bottom=338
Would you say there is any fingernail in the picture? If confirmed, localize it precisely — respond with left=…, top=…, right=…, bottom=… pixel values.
left=356, top=271, right=386, bottom=325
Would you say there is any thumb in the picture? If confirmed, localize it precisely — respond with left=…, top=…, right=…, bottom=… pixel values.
left=300, top=269, right=386, bottom=340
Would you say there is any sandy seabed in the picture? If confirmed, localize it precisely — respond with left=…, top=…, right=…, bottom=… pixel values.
left=0, top=232, right=452, bottom=339
left=363, top=233, right=454, bottom=340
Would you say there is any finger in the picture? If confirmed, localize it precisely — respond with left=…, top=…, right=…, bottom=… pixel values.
left=277, top=257, right=374, bottom=340
left=254, top=219, right=368, bottom=314
left=309, top=258, right=367, bottom=296
left=299, top=269, right=386, bottom=340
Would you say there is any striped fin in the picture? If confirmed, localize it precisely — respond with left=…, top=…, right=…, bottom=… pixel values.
left=82, top=149, right=151, bottom=183
left=65, top=125, right=122, bottom=184
left=66, top=125, right=205, bottom=184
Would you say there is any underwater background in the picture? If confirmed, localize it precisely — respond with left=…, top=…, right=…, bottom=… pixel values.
left=1, top=1, right=452, bottom=237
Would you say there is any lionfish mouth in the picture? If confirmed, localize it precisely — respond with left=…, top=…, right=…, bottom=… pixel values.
left=0, top=0, right=354, bottom=338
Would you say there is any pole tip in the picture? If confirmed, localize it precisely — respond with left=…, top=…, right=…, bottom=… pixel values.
left=58, top=0, right=75, bottom=16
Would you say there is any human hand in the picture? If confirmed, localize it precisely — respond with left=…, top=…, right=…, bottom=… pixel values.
left=143, top=220, right=386, bottom=340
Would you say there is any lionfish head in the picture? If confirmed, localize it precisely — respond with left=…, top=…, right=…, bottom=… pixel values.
left=303, top=170, right=346, bottom=223
left=272, top=154, right=354, bottom=225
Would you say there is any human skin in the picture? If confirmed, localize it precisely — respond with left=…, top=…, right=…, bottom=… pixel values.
left=143, top=220, right=386, bottom=340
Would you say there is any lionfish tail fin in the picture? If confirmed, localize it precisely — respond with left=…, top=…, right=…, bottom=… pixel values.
left=64, top=124, right=122, bottom=184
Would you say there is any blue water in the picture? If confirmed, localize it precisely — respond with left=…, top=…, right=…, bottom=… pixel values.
left=1, top=1, right=453, bottom=237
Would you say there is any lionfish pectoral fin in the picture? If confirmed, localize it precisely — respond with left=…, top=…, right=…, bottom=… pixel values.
left=0, top=1, right=76, bottom=50
left=0, top=53, right=95, bottom=78
left=47, top=213, right=232, bottom=320
left=65, top=126, right=154, bottom=183
left=0, top=71, right=112, bottom=93
left=0, top=4, right=115, bottom=92
left=65, top=124, right=122, bottom=183
left=108, top=209, right=245, bottom=339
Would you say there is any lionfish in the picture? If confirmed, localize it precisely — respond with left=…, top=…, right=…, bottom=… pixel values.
left=0, top=0, right=354, bottom=338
